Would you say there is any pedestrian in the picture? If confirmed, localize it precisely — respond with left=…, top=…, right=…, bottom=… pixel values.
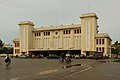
left=5, top=55, right=11, bottom=68
left=65, top=53, right=72, bottom=63
left=61, top=53, right=65, bottom=62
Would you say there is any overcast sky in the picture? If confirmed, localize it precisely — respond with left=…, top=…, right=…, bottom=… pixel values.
left=0, top=0, right=120, bottom=44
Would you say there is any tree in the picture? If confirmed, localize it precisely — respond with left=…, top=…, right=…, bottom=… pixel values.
left=0, top=39, right=4, bottom=54
left=0, top=39, right=3, bottom=48
left=111, top=41, right=120, bottom=54
left=111, top=48, right=119, bottom=54
left=0, top=48, right=4, bottom=54
left=2, top=47, right=13, bottom=54
left=0, top=39, right=13, bottom=54
left=115, top=41, right=119, bottom=45
left=7, top=47, right=13, bottom=54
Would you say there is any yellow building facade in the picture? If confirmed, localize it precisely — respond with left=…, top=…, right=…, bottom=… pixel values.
left=13, top=13, right=112, bottom=57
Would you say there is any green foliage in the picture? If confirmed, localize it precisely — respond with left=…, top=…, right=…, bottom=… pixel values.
left=112, top=41, right=120, bottom=54
left=0, top=47, right=13, bottom=54
left=115, top=41, right=119, bottom=45
left=111, top=48, right=119, bottom=54
left=0, top=39, right=13, bottom=54
left=3, top=47, right=13, bottom=54
left=0, top=39, right=3, bottom=48
left=0, top=48, right=4, bottom=54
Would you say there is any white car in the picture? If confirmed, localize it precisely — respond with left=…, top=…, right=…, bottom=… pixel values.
left=74, top=55, right=80, bottom=59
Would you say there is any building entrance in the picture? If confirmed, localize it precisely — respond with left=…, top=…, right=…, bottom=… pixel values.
left=28, top=50, right=81, bottom=58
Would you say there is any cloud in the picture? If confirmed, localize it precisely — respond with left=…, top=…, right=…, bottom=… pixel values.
left=0, top=0, right=120, bottom=44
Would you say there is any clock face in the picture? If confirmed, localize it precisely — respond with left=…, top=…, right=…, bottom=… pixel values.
left=54, top=31, right=60, bottom=37
left=55, top=32, right=58, bottom=35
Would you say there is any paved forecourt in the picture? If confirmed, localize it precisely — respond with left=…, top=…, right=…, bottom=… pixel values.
left=0, top=58, right=95, bottom=80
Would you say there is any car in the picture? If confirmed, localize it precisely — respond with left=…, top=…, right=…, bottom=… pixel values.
left=94, top=52, right=103, bottom=60
left=18, top=55, right=27, bottom=59
left=80, top=54, right=86, bottom=59
left=74, top=55, right=80, bottom=59
left=47, top=54, right=61, bottom=59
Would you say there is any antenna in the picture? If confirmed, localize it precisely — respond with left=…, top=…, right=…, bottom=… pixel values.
left=25, top=9, right=28, bottom=21
left=25, top=12, right=28, bottom=21
left=56, top=8, right=58, bottom=26
left=87, top=0, right=90, bottom=12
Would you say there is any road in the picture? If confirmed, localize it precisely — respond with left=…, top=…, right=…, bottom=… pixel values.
left=0, top=58, right=120, bottom=80
left=64, top=62, right=120, bottom=80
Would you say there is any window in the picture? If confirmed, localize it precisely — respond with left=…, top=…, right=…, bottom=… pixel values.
left=17, top=43, right=20, bottom=47
left=77, top=29, right=79, bottom=34
left=102, top=47, right=104, bottom=53
left=39, top=32, right=41, bottom=36
left=37, top=33, right=39, bottom=36
left=96, top=39, right=98, bottom=45
left=69, top=30, right=71, bottom=34
left=99, top=39, right=101, bottom=44
left=99, top=47, right=101, bottom=52
left=80, top=29, right=81, bottom=33
left=15, top=49, right=20, bottom=54
left=66, top=30, right=68, bottom=34
left=96, top=47, right=98, bottom=51
left=15, top=42, right=20, bottom=47
left=44, top=31, right=50, bottom=36
left=35, top=32, right=41, bottom=36
left=102, top=39, right=104, bottom=44
left=74, top=29, right=81, bottom=34
left=48, top=32, right=50, bottom=35
left=74, top=30, right=76, bottom=34
left=63, top=30, right=71, bottom=35
left=35, top=33, right=37, bottom=36
left=46, top=32, right=47, bottom=36
left=44, top=32, right=45, bottom=36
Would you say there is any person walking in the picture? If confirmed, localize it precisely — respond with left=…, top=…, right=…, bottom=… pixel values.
left=61, top=53, right=65, bottom=62
left=65, top=52, right=71, bottom=63
left=5, top=55, right=11, bottom=68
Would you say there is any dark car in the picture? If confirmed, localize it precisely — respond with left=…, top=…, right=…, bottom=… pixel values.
left=47, top=54, right=61, bottom=59
left=94, top=52, right=103, bottom=60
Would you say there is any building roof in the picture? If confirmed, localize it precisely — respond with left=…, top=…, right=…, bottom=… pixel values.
left=13, top=38, right=19, bottom=43
left=96, top=33, right=112, bottom=41
left=80, top=13, right=98, bottom=19
left=18, top=21, right=35, bottom=26
left=33, top=24, right=81, bottom=31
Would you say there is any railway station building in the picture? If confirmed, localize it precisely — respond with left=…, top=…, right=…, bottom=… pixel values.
left=13, top=13, right=112, bottom=58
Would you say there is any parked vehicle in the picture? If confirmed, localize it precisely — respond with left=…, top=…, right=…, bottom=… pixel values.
left=19, top=55, right=27, bottom=59
left=74, top=55, right=80, bottom=59
left=94, top=52, right=103, bottom=60
left=80, top=54, right=86, bottom=59
left=47, top=54, right=61, bottom=59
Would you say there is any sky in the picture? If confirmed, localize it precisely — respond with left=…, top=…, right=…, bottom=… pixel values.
left=0, top=0, right=120, bottom=44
